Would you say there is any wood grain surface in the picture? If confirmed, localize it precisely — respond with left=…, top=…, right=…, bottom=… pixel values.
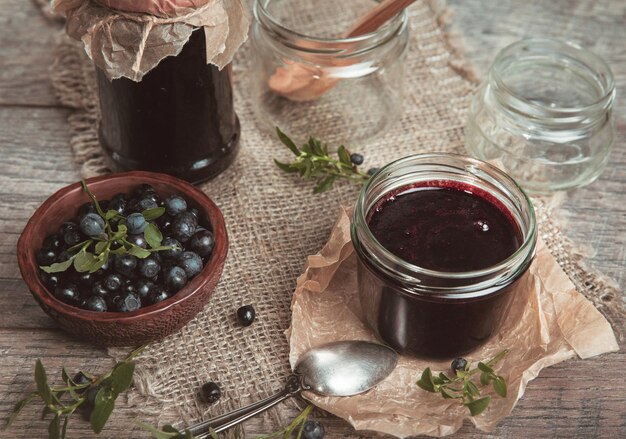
left=0, top=0, right=624, bottom=438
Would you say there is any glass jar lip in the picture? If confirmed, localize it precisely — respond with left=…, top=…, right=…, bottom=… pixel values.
left=353, top=153, right=537, bottom=281
left=490, top=38, right=615, bottom=117
left=253, top=0, right=408, bottom=51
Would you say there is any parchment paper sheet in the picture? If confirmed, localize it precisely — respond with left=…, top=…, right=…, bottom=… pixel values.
left=287, top=207, right=619, bottom=438
left=52, top=0, right=248, bottom=81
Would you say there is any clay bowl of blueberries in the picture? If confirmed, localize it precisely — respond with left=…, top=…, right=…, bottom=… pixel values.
left=17, top=171, right=228, bottom=346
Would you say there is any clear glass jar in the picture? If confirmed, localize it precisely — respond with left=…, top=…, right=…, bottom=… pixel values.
left=250, top=0, right=408, bottom=147
left=351, top=154, right=537, bottom=358
left=465, top=38, right=615, bottom=193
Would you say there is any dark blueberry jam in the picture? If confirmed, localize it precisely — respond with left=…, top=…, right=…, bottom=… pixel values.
left=367, top=182, right=522, bottom=272
left=96, top=29, right=240, bottom=184
left=356, top=180, right=530, bottom=359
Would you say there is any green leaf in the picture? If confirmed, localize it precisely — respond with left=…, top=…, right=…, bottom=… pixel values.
left=95, top=241, right=108, bottom=254
left=493, top=376, right=507, bottom=397
left=142, top=207, right=166, bottom=222
left=105, top=210, right=120, bottom=220
left=137, top=422, right=178, bottom=439
left=81, top=180, right=105, bottom=217
left=111, top=224, right=128, bottom=241
left=438, top=372, right=452, bottom=383
left=39, top=258, right=74, bottom=274
left=440, top=387, right=458, bottom=399
left=313, top=176, right=336, bottom=194
left=48, top=413, right=61, bottom=439
left=337, top=145, right=351, bottom=165
left=417, top=368, right=435, bottom=392
left=308, top=137, right=324, bottom=156
left=109, top=362, right=135, bottom=396
left=5, top=393, right=37, bottom=427
left=127, top=244, right=151, bottom=259
left=276, top=127, right=300, bottom=155
left=35, top=360, right=54, bottom=405
left=465, top=380, right=481, bottom=398
left=465, top=396, right=491, bottom=416
left=208, top=427, right=219, bottom=439
left=162, top=425, right=181, bottom=433
left=274, top=159, right=299, bottom=173
left=480, top=371, right=490, bottom=386
left=477, top=362, right=494, bottom=373
left=73, top=250, right=99, bottom=273
left=144, top=223, right=163, bottom=249
left=90, top=387, right=115, bottom=434
left=61, top=416, right=69, bottom=439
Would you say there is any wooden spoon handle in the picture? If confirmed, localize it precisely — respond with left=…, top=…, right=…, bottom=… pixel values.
left=345, top=0, right=416, bottom=37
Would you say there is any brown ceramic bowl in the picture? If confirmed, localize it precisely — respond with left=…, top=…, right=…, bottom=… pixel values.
left=17, top=171, right=228, bottom=346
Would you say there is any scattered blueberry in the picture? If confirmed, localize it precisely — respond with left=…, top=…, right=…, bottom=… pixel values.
left=80, top=212, right=105, bottom=237
left=350, top=153, right=364, bottom=165
left=164, top=266, right=187, bottom=291
left=164, top=195, right=187, bottom=216
left=236, top=305, right=256, bottom=327
left=451, top=357, right=468, bottom=374
left=367, top=167, right=380, bottom=176
left=72, top=371, right=91, bottom=386
left=189, top=230, right=215, bottom=257
left=84, top=295, right=107, bottom=312
left=126, top=212, right=147, bottom=234
left=178, top=251, right=203, bottom=277
left=200, top=382, right=221, bottom=404
left=302, top=420, right=325, bottom=439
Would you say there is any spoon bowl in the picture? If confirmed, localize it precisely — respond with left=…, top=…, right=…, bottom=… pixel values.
left=189, top=340, right=398, bottom=437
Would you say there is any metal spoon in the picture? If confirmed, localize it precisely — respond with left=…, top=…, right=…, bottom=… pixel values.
left=188, top=340, right=398, bottom=438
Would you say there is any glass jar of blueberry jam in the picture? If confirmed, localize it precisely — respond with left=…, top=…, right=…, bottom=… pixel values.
left=96, top=29, right=240, bottom=184
left=351, top=153, right=537, bottom=359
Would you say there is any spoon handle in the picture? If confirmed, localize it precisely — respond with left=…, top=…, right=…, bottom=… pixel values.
left=346, top=0, right=416, bottom=37
left=188, top=375, right=302, bottom=438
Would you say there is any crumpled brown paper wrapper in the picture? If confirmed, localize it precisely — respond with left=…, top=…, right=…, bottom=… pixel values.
left=287, top=207, right=619, bottom=438
left=52, top=0, right=248, bottom=81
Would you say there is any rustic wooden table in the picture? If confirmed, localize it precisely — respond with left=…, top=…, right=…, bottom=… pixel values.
left=1, top=0, right=624, bottom=437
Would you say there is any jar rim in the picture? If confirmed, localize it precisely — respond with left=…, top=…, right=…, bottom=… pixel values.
left=352, top=153, right=537, bottom=287
left=490, top=38, right=615, bottom=118
left=253, top=0, right=408, bottom=53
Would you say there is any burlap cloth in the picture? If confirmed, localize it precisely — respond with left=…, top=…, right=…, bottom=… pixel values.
left=41, top=0, right=624, bottom=435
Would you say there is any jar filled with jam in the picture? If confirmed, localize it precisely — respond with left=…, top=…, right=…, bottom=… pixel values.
left=351, top=154, right=537, bottom=359
left=96, top=29, right=240, bottom=184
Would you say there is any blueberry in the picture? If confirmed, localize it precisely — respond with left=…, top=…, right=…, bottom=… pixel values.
left=127, top=233, right=148, bottom=249
left=236, top=305, right=256, bottom=327
left=189, top=230, right=215, bottom=257
left=59, top=221, right=78, bottom=236
left=188, top=207, right=200, bottom=220
left=114, top=254, right=137, bottom=277
left=57, top=250, right=73, bottom=263
left=164, top=266, right=187, bottom=291
left=155, top=214, right=173, bottom=233
left=91, top=280, right=109, bottom=297
left=138, top=257, right=160, bottom=279
left=178, top=251, right=203, bottom=278
left=122, top=280, right=137, bottom=295
left=108, top=193, right=126, bottom=214
left=81, top=385, right=100, bottom=420
left=451, top=357, right=468, bottom=374
left=171, top=212, right=197, bottom=243
left=126, top=212, right=147, bottom=234
left=302, top=420, right=325, bottom=439
left=77, top=202, right=97, bottom=220
left=135, top=197, right=158, bottom=212
left=84, top=295, right=107, bottom=312
left=161, top=237, right=182, bottom=259
left=104, top=273, right=123, bottom=291
left=164, top=195, right=187, bottom=216
left=75, top=271, right=94, bottom=288
left=72, top=371, right=91, bottom=386
left=135, top=279, right=154, bottom=301
left=200, top=382, right=221, bottom=404
left=116, top=292, right=142, bottom=312
left=367, top=167, right=380, bottom=176
left=41, top=273, right=61, bottom=289
left=147, top=285, right=170, bottom=305
left=134, top=184, right=156, bottom=198
left=54, top=284, right=80, bottom=304
left=36, top=248, right=57, bottom=266
left=42, top=234, right=63, bottom=251
left=80, top=213, right=105, bottom=237
left=63, top=230, right=82, bottom=247
left=350, top=153, right=364, bottom=165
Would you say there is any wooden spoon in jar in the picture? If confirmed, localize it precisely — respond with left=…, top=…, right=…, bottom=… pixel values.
left=268, top=0, right=416, bottom=102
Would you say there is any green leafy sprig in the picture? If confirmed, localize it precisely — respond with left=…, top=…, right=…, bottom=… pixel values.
left=5, top=345, right=146, bottom=438
left=141, top=405, right=315, bottom=439
left=274, top=128, right=370, bottom=193
left=40, top=181, right=177, bottom=274
left=417, top=350, right=509, bottom=416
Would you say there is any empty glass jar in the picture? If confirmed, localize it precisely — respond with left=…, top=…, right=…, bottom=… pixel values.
left=250, top=0, right=409, bottom=147
left=465, top=38, right=615, bottom=193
